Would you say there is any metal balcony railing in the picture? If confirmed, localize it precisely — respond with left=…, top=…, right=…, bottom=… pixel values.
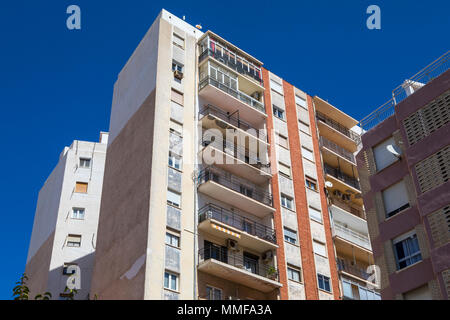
left=337, top=258, right=371, bottom=280
left=320, top=136, right=356, bottom=163
left=324, top=164, right=360, bottom=190
left=200, top=104, right=268, bottom=142
left=334, top=222, right=371, bottom=250
left=198, top=247, right=279, bottom=281
left=199, top=76, right=266, bottom=114
left=198, top=204, right=276, bottom=244
left=199, top=48, right=263, bottom=85
left=201, top=133, right=271, bottom=175
left=197, top=167, right=273, bottom=207
left=330, top=197, right=366, bottom=220
left=359, top=51, right=449, bottom=131
left=316, top=111, right=360, bottom=143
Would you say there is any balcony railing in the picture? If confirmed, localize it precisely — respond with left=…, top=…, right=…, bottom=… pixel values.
left=324, top=164, right=360, bottom=190
left=337, top=258, right=371, bottom=280
left=320, top=136, right=356, bottom=163
left=201, top=133, right=271, bottom=175
left=197, top=167, right=273, bottom=207
left=334, top=222, right=371, bottom=250
left=200, top=104, right=268, bottom=142
left=330, top=197, right=365, bottom=220
left=199, top=46, right=263, bottom=85
left=198, top=204, right=276, bottom=244
left=199, top=76, right=265, bottom=114
left=359, top=51, right=449, bottom=131
left=316, top=111, right=360, bottom=143
left=198, top=247, right=279, bottom=281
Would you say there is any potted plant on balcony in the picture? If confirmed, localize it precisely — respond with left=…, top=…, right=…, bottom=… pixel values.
left=266, top=266, right=277, bottom=280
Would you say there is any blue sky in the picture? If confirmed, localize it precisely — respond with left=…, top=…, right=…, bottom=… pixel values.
left=0, top=0, right=448, bottom=299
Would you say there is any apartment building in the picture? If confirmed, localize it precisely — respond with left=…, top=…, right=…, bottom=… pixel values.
left=25, top=132, right=108, bottom=300
left=356, top=52, right=450, bottom=300
left=88, top=9, right=379, bottom=300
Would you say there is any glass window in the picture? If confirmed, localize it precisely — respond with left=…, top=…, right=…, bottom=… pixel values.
left=273, top=105, right=285, bottom=120
left=172, top=60, right=183, bottom=72
left=287, top=267, right=301, bottom=282
left=284, top=227, right=297, bottom=244
left=393, top=232, right=422, bottom=270
left=317, top=274, right=331, bottom=292
left=71, top=208, right=85, bottom=220
left=164, top=271, right=178, bottom=291
left=281, top=194, right=294, bottom=210
left=66, top=235, right=81, bottom=248
left=373, top=137, right=399, bottom=171
left=165, top=232, right=180, bottom=247
left=305, top=177, right=318, bottom=191
left=382, top=180, right=410, bottom=218
left=168, top=152, right=182, bottom=170
left=206, top=286, right=222, bottom=300
left=342, top=281, right=353, bottom=299
left=79, top=158, right=91, bottom=168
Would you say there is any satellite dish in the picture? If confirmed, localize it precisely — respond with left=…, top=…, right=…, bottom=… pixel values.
left=386, top=144, right=402, bottom=158
left=325, top=181, right=333, bottom=188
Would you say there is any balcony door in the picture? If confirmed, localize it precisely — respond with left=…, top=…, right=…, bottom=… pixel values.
left=243, top=252, right=259, bottom=275
left=204, top=240, right=227, bottom=263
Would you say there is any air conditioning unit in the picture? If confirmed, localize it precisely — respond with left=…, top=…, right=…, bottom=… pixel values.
left=262, top=250, right=273, bottom=263
left=174, top=70, right=184, bottom=80
left=333, top=190, right=342, bottom=197
left=227, top=239, right=239, bottom=251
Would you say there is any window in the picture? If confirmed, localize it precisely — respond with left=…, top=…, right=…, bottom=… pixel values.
left=168, top=152, right=182, bottom=170
left=277, top=134, right=289, bottom=149
left=273, top=105, right=285, bottom=120
left=171, top=89, right=183, bottom=106
left=393, top=232, right=422, bottom=270
left=382, top=180, right=410, bottom=218
left=173, top=33, right=184, bottom=49
left=165, top=232, right=180, bottom=248
left=71, top=208, right=85, bottom=220
left=302, top=147, right=314, bottom=162
left=167, top=189, right=181, bottom=208
left=79, top=158, right=91, bottom=168
left=281, top=194, right=294, bottom=210
left=373, top=137, right=399, bottom=171
left=313, top=240, right=327, bottom=257
left=66, top=235, right=81, bottom=248
left=279, top=162, right=291, bottom=178
left=309, top=206, right=322, bottom=223
left=206, top=286, right=222, bottom=300
left=317, top=274, right=331, bottom=292
left=164, top=271, right=178, bottom=291
left=287, top=266, right=301, bottom=282
left=295, top=95, right=307, bottom=109
left=172, top=60, right=183, bottom=73
left=299, top=121, right=310, bottom=134
left=305, top=177, right=318, bottom=191
left=239, top=185, right=253, bottom=198
left=75, top=182, right=88, bottom=193
left=170, top=119, right=183, bottom=136
left=284, top=227, right=297, bottom=244
left=270, top=79, right=283, bottom=94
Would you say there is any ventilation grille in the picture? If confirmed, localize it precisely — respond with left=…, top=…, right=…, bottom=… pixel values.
left=403, top=89, right=450, bottom=146
left=415, top=145, right=450, bottom=193
left=428, top=205, right=450, bottom=248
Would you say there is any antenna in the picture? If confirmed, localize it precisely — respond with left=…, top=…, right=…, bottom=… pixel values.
left=386, top=144, right=402, bottom=158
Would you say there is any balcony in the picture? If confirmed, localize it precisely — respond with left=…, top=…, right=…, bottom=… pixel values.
left=197, top=167, right=274, bottom=218
left=316, top=111, right=360, bottom=151
left=198, top=247, right=282, bottom=293
left=199, top=76, right=266, bottom=127
left=200, top=104, right=268, bottom=143
left=333, top=222, right=372, bottom=251
left=330, top=197, right=365, bottom=220
left=198, top=204, right=277, bottom=252
left=337, top=258, right=371, bottom=281
left=320, top=136, right=355, bottom=164
left=200, top=133, right=271, bottom=184
left=324, top=164, right=360, bottom=191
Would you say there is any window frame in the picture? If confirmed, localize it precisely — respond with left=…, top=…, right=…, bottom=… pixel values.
left=165, top=232, right=180, bottom=248
left=287, top=265, right=302, bottom=283
left=283, top=227, right=298, bottom=244
left=164, top=271, right=179, bottom=292
left=79, top=158, right=91, bottom=169
left=273, top=105, right=285, bottom=120
left=393, top=232, right=422, bottom=270
left=71, top=207, right=85, bottom=220
left=317, top=274, right=331, bottom=292
left=281, top=193, right=294, bottom=210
